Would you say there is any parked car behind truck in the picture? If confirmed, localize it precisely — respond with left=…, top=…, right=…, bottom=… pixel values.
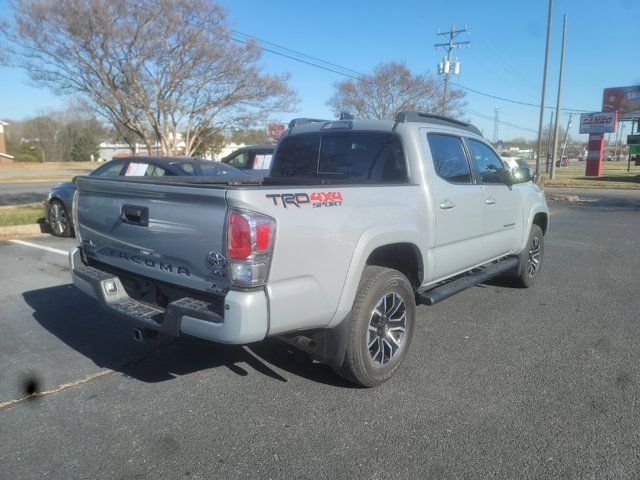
left=220, top=144, right=274, bottom=171
left=69, top=112, right=548, bottom=386
left=45, top=157, right=247, bottom=237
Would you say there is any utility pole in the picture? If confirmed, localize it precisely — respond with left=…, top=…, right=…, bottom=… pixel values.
left=546, top=110, right=554, bottom=173
left=535, top=0, right=553, bottom=179
left=559, top=112, right=573, bottom=165
left=435, top=25, right=470, bottom=116
left=550, top=14, right=567, bottom=181
left=493, top=108, right=500, bottom=143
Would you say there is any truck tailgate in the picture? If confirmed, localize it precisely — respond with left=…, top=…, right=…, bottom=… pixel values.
left=75, top=177, right=231, bottom=294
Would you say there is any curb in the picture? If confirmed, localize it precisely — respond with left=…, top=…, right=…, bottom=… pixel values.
left=0, top=222, right=48, bottom=240
left=544, top=184, right=640, bottom=190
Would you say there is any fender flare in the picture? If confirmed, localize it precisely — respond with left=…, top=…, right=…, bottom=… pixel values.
left=519, top=204, right=549, bottom=252
left=326, top=224, right=423, bottom=328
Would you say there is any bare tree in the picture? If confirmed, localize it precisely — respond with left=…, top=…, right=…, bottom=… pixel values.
left=6, top=105, right=106, bottom=161
left=2, top=0, right=297, bottom=156
left=328, top=61, right=466, bottom=120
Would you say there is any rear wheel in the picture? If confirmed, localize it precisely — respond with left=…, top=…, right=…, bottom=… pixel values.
left=333, top=266, right=415, bottom=387
left=48, top=199, right=71, bottom=237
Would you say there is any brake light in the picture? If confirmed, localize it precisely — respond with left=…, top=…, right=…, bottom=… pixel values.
left=228, top=212, right=251, bottom=259
left=226, top=209, right=276, bottom=286
left=255, top=223, right=272, bottom=251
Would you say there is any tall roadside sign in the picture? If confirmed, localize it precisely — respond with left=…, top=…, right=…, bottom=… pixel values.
left=579, top=111, right=617, bottom=177
left=628, top=134, right=640, bottom=170
left=601, top=85, right=640, bottom=174
left=602, top=86, right=640, bottom=120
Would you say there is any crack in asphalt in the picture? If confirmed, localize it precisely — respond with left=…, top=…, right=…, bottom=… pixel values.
left=0, top=339, right=178, bottom=411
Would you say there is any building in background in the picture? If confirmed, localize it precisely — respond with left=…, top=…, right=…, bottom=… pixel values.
left=0, top=121, right=15, bottom=163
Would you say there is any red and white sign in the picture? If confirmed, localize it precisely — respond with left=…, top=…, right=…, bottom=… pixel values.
left=585, top=133, right=605, bottom=177
left=267, top=123, right=287, bottom=143
left=602, top=85, right=640, bottom=120
left=579, top=112, right=617, bottom=134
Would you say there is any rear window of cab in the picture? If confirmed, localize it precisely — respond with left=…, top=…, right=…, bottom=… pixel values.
left=270, top=131, right=408, bottom=183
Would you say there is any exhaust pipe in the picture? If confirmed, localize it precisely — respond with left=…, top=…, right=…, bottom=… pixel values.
left=279, top=335, right=317, bottom=354
left=132, top=327, right=158, bottom=343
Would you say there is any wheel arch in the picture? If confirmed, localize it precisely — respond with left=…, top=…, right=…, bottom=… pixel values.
left=533, top=211, right=548, bottom=235
left=327, top=225, right=423, bottom=328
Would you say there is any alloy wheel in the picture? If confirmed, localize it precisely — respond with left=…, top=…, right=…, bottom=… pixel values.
left=367, top=292, right=407, bottom=365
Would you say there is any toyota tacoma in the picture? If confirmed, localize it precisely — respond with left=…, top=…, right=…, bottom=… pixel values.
left=69, top=112, right=548, bottom=386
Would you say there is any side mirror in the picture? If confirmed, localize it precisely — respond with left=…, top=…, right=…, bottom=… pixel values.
left=512, top=166, right=532, bottom=183
left=500, top=168, right=514, bottom=187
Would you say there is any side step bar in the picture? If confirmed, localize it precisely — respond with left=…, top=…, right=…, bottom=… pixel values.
left=418, top=257, right=519, bottom=306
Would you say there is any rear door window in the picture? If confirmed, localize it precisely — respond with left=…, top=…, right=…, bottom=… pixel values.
left=124, top=162, right=149, bottom=176
left=427, top=134, right=473, bottom=184
left=270, top=131, right=407, bottom=183
left=254, top=153, right=273, bottom=169
left=144, top=164, right=167, bottom=176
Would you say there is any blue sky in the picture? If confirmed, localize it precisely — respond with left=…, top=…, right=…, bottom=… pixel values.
left=1, top=0, right=638, bottom=140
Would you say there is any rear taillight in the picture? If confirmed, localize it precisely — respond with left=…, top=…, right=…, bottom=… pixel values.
left=226, top=209, right=276, bottom=286
left=228, top=212, right=252, bottom=259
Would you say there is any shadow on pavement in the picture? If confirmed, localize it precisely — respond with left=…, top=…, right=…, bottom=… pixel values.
left=23, top=284, right=351, bottom=387
left=582, top=196, right=640, bottom=212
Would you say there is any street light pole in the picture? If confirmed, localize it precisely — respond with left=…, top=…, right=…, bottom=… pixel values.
left=550, top=14, right=567, bottom=181
left=535, top=0, right=553, bottom=180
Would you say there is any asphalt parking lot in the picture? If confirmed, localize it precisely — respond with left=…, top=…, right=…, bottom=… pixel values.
left=1, top=190, right=640, bottom=479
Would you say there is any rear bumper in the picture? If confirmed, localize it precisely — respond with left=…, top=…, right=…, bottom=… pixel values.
left=69, top=247, right=268, bottom=344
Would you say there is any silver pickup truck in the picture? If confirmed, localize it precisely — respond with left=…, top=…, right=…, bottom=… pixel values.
left=69, top=112, right=548, bottom=386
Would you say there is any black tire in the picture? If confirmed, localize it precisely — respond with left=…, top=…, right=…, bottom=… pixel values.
left=333, top=266, right=416, bottom=387
left=510, top=224, right=544, bottom=288
left=48, top=199, right=72, bottom=237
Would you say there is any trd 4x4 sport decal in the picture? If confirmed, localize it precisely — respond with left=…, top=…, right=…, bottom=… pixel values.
left=266, top=191, right=343, bottom=209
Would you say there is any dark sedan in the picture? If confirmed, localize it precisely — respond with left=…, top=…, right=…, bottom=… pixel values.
left=220, top=145, right=274, bottom=171
left=45, top=156, right=246, bottom=237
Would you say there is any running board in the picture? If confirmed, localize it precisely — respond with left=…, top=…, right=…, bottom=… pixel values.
left=418, top=257, right=519, bottom=306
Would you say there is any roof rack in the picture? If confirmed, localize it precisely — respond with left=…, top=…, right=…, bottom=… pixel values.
left=395, top=111, right=482, bottom=136
left=288, top=118, right=329, bottom=128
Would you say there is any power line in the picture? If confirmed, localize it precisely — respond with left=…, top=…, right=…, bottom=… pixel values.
left=463, top=108, right=538, bottom=134
left=452, top=82, right=589, bottom=112
left=229, top=29, right=591, bottom=115
left=231, top=30, right=365, bottom=78
left=230, top=36, right=360, bottom=79
left=475, top=38, right=538, bottom=95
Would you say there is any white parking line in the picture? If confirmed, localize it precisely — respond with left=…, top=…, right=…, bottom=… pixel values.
left=8, top=239, right=68, bottom=256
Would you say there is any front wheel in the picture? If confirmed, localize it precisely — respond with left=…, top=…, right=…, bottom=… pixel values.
left=333, top=266, right=416, bottom=387
left=510, top=224, right=544, bottom=288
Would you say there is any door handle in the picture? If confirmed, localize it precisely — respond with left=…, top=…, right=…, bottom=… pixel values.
left=485, top=197, right=496, bottom=205
left=121, top=204, right=149, bottom=226
left=440, top=199, right=456, bottom=210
